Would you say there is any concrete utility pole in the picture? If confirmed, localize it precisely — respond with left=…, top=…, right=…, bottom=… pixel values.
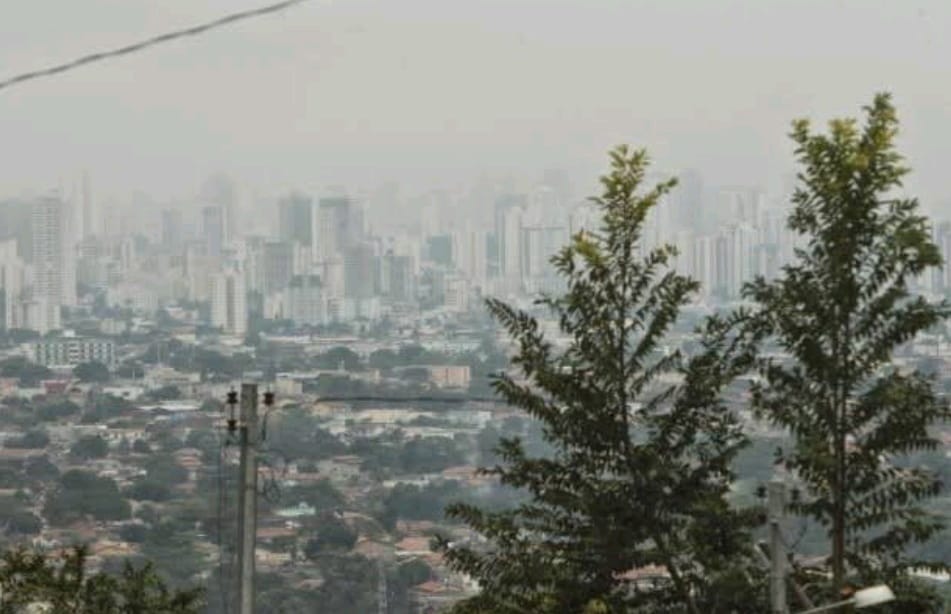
left=769, top=480, right=789, bottom=614
left=236, top=383, right=259, bottom=614
left=377, top=557, right=388, bottom=614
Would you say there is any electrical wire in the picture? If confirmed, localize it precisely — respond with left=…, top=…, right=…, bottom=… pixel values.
left=0, top=0, right=310, bottom=93
left=257, top=451, right=290, bottom=504
left=312, top=395, right=507, bottom=404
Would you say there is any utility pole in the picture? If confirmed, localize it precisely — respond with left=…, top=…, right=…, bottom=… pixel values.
left=377, top=557, right=388, bottom=614
left=236, top=383, right=259, bottom=614
left=769, top=480, right=789, bottom=614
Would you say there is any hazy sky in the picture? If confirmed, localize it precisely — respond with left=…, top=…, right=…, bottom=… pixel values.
left=1, top=0, right=949, bottom=209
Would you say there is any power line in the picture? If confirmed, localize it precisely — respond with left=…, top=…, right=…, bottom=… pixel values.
left=312, top=395, right=508, bottom=404
left=0, top=0, right=310, bottom=93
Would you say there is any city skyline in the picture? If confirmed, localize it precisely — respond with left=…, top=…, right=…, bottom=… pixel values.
left=1, top=0, right=950, bottom=210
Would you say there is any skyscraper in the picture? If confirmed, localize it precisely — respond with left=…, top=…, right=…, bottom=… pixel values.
left=344, top=242, right=377, bottom=300
left=211, top=266, right=247, bottom=336
left=0, top=200, right=33, bottom=262
left=381, top=251, right=415, bottom=303
left=318, top=197, right=363, bottom=260
left=287, top=274, right=325, bottom=327
left=278, top=193, right=314, bottom=248
left=31, top=196, right=69, bottom=332
left=0, top=240, right=25, bottom=331
left=81, top=171, right=98, bottom=239
left=495, top=198, right=525, bottom=285
left=261, top=241, right=295, bottom=295
left=161, top=209, right=184, bottom=250
left=934, top=222, right=951, bottom=294
left=202, top=206, right=225, bottom=258
left=201, top=174, right=238, bottom=243
left=452, top=228, right=488, bottom=287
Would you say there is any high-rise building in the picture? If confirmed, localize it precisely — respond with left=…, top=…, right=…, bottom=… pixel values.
left=0, top=240, right=25, bottom=331
left=81, top=171, right=98, bottom=239
left=453, top=229, right=488, bottom=287
left=278, top=193, right=314, bottom=248
left=318, top=197, right=364, bottom=260
left=934, top=222, right=951, bottom=294
left=31, top=196, right=70, bottom=332
left=287, top=274, right=325, bottom=326
left=426, top=235, right=453, bottom=266
left=381, top=251, right=415, bottom=303
left=712, top=224, right=756, bottom=300
left=675, top=169, right=704, bottom=232
left=717, top=187, right=765, bottom=227
left=161, top=209, right=184, bottom=250
left=202, top=206, right=225, bottom=258
left=211, top=266, right=247, bottom=336
left=0, top=200, right=33, bottom=262
left=201, top=174, right=238, bottom=243
left=344, top=242, right=377, bottom=300
left=183, top=241, right=214, bottom=302
left=494, top=195, right=526, bottom=284
left=521, top=225, right=567, bottom=293
left=443, top=275, right=470, bottom=312
left=672, top=230, right=694, bottom=279
left=692, top=235, right=716, bottom=300
left=321, top=255, right=345, bottom=299
left=261, top=241, right=295, bottom=295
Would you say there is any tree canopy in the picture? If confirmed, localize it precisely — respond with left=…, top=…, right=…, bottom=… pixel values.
left=0, top=546, right=203, bottom=613
left=744, top=92, right=951, bottom=607
left=438, top=146, right=763, bottom=613
left=73, top=361, right=111, bottom=384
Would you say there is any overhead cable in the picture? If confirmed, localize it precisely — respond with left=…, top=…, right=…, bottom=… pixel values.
left=0, top=0, right=309, bottom=93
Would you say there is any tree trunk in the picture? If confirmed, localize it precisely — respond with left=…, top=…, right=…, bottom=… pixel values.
left=831, top=398, right=847, bottom=590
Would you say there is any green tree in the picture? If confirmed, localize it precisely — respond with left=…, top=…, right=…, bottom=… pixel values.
left=0, top=495, right=42, bottom=536
left=70, top=435, right=109, bottom=460
left=394, top=559, right=431, bottom=589
left=36, top=398, right=80, bottom=421
left=44, top=470, right=131, bottom=525
left=437, top=146, right=761, bottom=613
left=23, top=456, right=59, bottom=482
left=313, top=346, right=361, bottom=371
left=5, top=429, right=50, bottom=449
left=368, top=348, right=399, bottom=371
left=132, top=439, right=152, bottom=454
left=146, top=385, right=180, bottom=402
left=267, top=409, right=346, bottom=461
left=73, top=361, right=111, bottom=384
left=126, top=480, right=173, bottom=502
left=81, top=394, right=135, bottom=423
left=143, top=455, right=188, bottom=485
left=0, top=546, right=203, bottom=613
left=0, top=357, right=52, bottom=387
left=283, top=478, right=345, bottom=514
left=744, top=93, right=951, bottom=605
left=303, top=514, right=358, bottom=556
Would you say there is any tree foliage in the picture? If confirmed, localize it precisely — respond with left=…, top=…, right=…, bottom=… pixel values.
left=0, top=546, right=203, bottom=613
left=0, top=358, right=52, bottom=387
left=73, top=361, right=111, bottom=384
left=44, top=470, right=131, bottom=526
left=5, top=429, right=50, bottom=449
left=36, top=398, right=80, bottom=422
left=437, top=146, right=763, bottom=613
left=744, top=93, right=951, bottom=605
left=303, top=514, right=358, bottom=556
left=70, top=435, right=109, bottom=460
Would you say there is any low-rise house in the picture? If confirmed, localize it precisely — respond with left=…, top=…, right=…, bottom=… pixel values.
left=395, top=536, right=432, bottom=558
